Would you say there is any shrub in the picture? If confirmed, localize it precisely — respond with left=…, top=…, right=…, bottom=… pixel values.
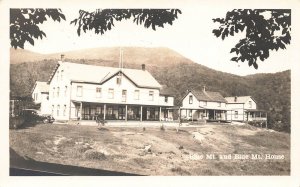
left=84, top=150, right=106, bottom=160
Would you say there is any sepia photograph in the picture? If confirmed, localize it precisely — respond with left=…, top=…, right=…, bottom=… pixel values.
left=1, top=0, right=300, bottom=186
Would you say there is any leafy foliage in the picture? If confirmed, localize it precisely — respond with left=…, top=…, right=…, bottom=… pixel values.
left=10, top=8, right=66, bottom=49
left=212, top=9, right=291, bottom=69
left=70, top=9, right=182, bottom=36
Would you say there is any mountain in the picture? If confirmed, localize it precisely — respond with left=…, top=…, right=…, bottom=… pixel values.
left=10, top=48, right=54, bottom=64
left=9, top=47, right=291, bottom=132
left=10, top=47, right=192, bottom=66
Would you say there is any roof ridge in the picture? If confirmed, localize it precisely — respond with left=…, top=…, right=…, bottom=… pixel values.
left=63, top=61, right=148, bottom=72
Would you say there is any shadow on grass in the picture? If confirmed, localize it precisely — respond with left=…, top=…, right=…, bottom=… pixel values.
left=10, top=148, right=141, bottom=176
left=97, top=127, right=110, bottom=131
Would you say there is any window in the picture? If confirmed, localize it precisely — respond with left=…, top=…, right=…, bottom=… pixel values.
left=189, top=110, right=192, bottom=117
left=234, top=111, right=238, bottom=119
left=61, top=70, right=64, bottom=80
left=63, top=105, right=66, bottom=116
left=96, top=87, right=102, bottom=98
left=52, top=105, right=54, bottom=115
left=57, top=71, right=59, bottom=81
left=134, top=90, right=140, bottom=100
left=189, top=95, right=193, bottom=104
left=122, top=90, right=127, bottom=102
left=249, top=101, right=252, bottom=108
left=116, top=76, right=121, bottom=85
left=218, top=102, right=221, bottom=107
left=108, top=88, right=114, bottom=99
left=53, top=87, right=55, bottom=98
left=65, top=86, right=68, bottom=97
left=57, top=105, right=60, bottom=116
left=204, top=101, right=207, bottom=106
left=77, top=86, right=83, bottom=97
left=57, top=87, right=60, bottom=97
left=149, top=91, right=154, bottom=101
left=165, top=96, right=168, bottom=103
left=96, top=107, right=102, bottom=114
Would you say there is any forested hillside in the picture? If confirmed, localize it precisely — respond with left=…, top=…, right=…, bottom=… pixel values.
left=10, top=48, right=291, bottom=132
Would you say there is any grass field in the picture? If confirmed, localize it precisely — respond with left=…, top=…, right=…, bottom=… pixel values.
left=9, top=122, right=290, bottom=175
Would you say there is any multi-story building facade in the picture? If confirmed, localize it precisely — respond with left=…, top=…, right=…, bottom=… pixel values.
left=225, top=96, right=267, bottom=122
left=180, top=87, right=228, bottom=121
left=47, top=61, right=174, bottom=121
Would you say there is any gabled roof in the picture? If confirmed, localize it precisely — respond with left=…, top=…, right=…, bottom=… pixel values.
left=32, top=81, right=49, bottom=94
left=49, top=62, right=162, bottom=89
left=190, top=90, right=227, bottom=103
left=225, top=96, right=256, bottom=104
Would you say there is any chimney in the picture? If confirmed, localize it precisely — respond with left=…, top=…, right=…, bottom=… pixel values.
left=61, top=54, right=65, bottom=62
left=203, top=86, right=206, bottom=92
left=142, top=64, right=146, bottom=71
left=234, top=96, right=237, bottom=102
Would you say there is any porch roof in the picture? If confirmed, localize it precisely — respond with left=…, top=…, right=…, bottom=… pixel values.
left=71, top=100, right=173, bottom=107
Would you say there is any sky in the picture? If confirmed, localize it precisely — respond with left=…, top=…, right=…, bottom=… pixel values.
left=23, top=7, right=292, bottom=76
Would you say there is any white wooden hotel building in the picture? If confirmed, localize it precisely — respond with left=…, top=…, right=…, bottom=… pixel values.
left=180, top=87, right=228, bottom=121
left=47, top=61, right=174, bottom=121
left=225, top=96, right=267, bottom=122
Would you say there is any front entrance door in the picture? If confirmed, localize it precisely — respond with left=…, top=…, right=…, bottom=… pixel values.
left=118, top=106, right=126, bottom=120
left=209, top=110, right=215, bottom=120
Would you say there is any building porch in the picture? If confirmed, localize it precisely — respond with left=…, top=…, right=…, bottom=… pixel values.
left=70, top=101, right=173, bottom=122
left=179, top=108, right=227, bottom=121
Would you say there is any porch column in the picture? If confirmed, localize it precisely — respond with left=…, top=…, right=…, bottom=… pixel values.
left=214, top=110, right=215, bottom=120
left=159, top=107, right=162, bottom=121
left=103, top=104, right=106, bottom=120
left=260, top=112, right=262, bottom=118
left=80, top=102, right=82, bottom=120
left=125, top=105, right=128, bottom=121
left=179, top=108, right=181, bottom=122
left=140, top=106, right=143, bottom=122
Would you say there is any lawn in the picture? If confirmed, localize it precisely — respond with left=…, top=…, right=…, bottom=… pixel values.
left=9, top=122, right=290, bottom=175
